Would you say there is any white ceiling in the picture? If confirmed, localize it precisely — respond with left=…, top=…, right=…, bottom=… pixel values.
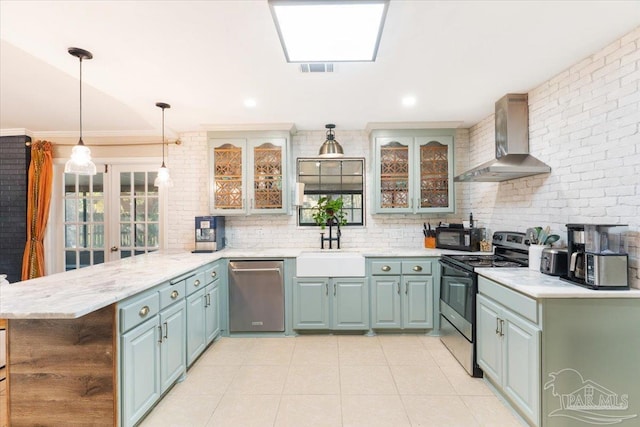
left=1, top=1, right=639, bottom=137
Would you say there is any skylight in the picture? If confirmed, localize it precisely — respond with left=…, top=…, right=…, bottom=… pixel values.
left=269, top=0, right=388, bottom=63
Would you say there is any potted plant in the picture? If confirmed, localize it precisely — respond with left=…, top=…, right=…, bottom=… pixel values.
left=311, top=196, right=348, bottom=230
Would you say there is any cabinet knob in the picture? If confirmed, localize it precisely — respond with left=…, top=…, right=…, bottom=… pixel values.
left=211, top=271, right=217, bottom=278
left=194, top=279, right=201, bottom=286
left=413, top=265, right=422, bottom=272
left=139, top=305, right=150, bottom=317
left=171, top=290, right=179, bottom=299
left=381, top=265, right=391, bottom=272
left=110, top=246, right=119, bottom=252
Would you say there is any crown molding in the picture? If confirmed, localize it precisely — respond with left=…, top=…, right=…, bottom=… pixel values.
left=0, top=128, right=34, bottom=137
left=365, top=121, right=465, bottom=135
left=201, top=123, right=297, bottom=134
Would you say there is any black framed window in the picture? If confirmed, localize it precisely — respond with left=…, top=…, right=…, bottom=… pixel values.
left=297, top=158, right=365, bottom=226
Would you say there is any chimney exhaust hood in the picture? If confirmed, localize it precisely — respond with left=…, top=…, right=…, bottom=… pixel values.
left=455, top=93, right=551, bottom=182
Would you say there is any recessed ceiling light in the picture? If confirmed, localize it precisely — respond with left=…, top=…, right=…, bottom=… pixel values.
left=402, top=96, right=417, bottom=107
left=244, top=98, right=257, bottom=108
left=269, top=0, right=389, bottom=62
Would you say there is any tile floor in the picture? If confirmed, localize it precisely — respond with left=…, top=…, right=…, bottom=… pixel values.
left=140, top=335, right=526, bottom=427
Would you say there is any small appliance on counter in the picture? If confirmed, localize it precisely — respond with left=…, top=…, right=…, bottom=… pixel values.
left=540, top=247, right=567, bottom=276
left=193, top=216, right=225, bottom=252
left=435, top=224, right=485, bottom=251
left=562, top=223, right=629, bottom=289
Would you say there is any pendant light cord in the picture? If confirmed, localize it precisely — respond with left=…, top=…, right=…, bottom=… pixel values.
left=79, top=55, right=84, bottom=145
left=161, top=106, right=166, bottom=167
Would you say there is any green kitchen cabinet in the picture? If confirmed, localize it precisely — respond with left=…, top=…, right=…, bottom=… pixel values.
left=208, top=132, right=291, bottom=215
left=205, top=281, right=220, bottom=343
left=186, top=287, right=207, bottom=366
left=159, top=299, right=186, bottom=393
left=292, top=277, right=369, bottom=331
left=370, top=259, right=434, bottom=330
left=371, top=129, right=455, bottom=214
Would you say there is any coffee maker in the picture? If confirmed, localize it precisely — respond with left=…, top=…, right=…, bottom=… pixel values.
left=563, top=224, right=629, bottom=289
left=584, top=224, right=629, bottom=289
left=193, top=216, right=225, bottom=252
left=564, top=224, right=587, bottom=285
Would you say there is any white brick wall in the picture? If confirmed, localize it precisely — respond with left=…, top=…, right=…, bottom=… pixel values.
left=467, top=26, right=640, bottom=288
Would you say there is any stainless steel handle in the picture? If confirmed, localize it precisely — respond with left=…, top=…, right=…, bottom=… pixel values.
left=110, top=246, right=119, bottom=252
left=325, top=283, right=329, bottom=296
left=158, top=325, right=163, bottom=343
left=139, top=306, right=150, bottom=317
left=163, top=322, right=168, bottom=340
left=206, top=293, right=211, bottom=307
left=412, top=265, right=422, bottom=272
left=495, top=317, right=500, bottom=335
left=405, top=283, right=408, bottom=295
left=381, top=265, right=391, bottom=272
left=333, top=283, right=336, bottom=296
left=499, top=319, right=505, bottom=337
left=171, top=290, right=179, bottom=299
left=397, top=282, right=401, bottom=294
left=194, top=279, right=201, bottom=286
left=211, top=271, right=217, bottom=278
left=231, top=268, right=281, bottom=273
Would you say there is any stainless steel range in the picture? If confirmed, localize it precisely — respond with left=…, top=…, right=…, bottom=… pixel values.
left=439, top=231, right=529, bottom=377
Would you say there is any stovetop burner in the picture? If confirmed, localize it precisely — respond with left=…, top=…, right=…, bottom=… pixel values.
left=441, top=231, right=530, bottom=271
left=447, top=254, right=523, bottom=269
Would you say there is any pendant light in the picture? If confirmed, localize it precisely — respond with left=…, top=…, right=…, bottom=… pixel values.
left=318, top=123, right=344, bottom=158
left=64, top=47, right=97, bottom=175
left=154, top=102, right=174, bottom=187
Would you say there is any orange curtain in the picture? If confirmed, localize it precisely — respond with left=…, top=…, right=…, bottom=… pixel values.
left=21, top=140, right=53, bottom=280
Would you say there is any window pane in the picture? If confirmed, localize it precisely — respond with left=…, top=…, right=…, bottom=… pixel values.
left=79, top=251, right=90, bottom=268
left=135, top=197, right=146, bottom=222
left=65, top=251, right=77, bottom=271
left=93, top=224, right=104, bottom=248
left=65, top=198, right=77, bottom=222
left=147, top=223, right=159, bottom=247
left=120, top=172, right=131, bottom=196
left=120, top=197, right=131, bottom=221
left=148, top=197, right=159, bottom=221
left=121, top=223, right=131, bottom=247
left=65, top=225, right=77, bottom=248
left=134, top=172, right=146, bottom=195
left=135, top=224, right=145, bottom=247
left=78, top=174, right=90, bottom=195
left=121, top=250, right=132, bottom=259
left=92, top=199, right=105, bottom=222
left=147, top=172, right=158, bottom=195
left=78, top=224, right=88, bottom=248
left=93, top=251, right=104, bottom=265
left=92, top=173, right=103, bottom=196
left=64, top=174, right=76, bottom=195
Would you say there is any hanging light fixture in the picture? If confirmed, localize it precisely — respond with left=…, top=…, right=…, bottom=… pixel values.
left=318, top=124, right=344, bottom=158
left=154, top=102, right=174, bottom=187
left=64, top=47, right=97, bottom=175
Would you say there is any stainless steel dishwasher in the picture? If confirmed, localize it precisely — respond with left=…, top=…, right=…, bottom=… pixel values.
left=228, top=260, right=285, bottom=332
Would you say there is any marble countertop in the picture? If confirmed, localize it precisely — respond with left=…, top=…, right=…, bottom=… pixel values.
left=477, top=268, right=640, bottom=299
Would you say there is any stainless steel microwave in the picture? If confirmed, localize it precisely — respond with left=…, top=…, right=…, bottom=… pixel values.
left=436, top=227, right=485, bottom=251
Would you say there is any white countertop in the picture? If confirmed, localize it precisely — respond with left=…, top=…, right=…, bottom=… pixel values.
left=477, top=268, right=640, bottom=299
left=0, top=247, right=495, bottom=319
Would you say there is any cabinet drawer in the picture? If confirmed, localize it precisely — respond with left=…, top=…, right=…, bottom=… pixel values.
left=401, top=260, right=432, bottom=275
left=204, top=263, right=221, bottom=285
left=371, top=261, right=401, bottom=275
left=120, top=292, right=160, bottom=333
left=185, top=271, right=206, bottom=296
left=159, top=281, right=186, bottom=310
left=478, top=276, right=538, bottom=324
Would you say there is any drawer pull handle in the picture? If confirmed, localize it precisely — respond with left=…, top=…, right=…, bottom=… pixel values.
left=211, top=271, right=217, bottom=277
left=381, top=265, right=391, bottom=272
left=139, top=306, right=150, bottom=317
left=194, top=279, right=201, bottom=286
left=495, top=318, right=500, bottom=335
left=397, top=282, right=401, bottom=295
left=171, top=290, right=179, bottom=299
left=413, top=266, right=422, bottom=272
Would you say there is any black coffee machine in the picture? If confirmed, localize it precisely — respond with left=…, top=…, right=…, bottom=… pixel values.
left=563, top=224, right=587, bottom=285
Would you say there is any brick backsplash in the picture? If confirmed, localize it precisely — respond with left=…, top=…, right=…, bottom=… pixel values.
left=466, top=26, right=639, bottom=288
left=166, top=26, right=639, bottom=288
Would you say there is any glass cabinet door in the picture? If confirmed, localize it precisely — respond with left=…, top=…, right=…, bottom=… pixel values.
left=250, top=140, right=285, bottom=212
left=416, top=136, right=454, bottom=212
left=375, top=137, right=414, bottom=213
left=210, top=139, right=245, bottom=214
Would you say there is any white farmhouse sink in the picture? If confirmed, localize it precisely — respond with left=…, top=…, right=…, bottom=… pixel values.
left=296, top=251, right=365, bottom=277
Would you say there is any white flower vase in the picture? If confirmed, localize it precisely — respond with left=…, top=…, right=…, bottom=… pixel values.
left=528, top=244, right=548, bottom=271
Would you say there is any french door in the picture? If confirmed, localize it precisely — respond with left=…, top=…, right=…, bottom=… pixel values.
left=53, top=163, right=165, bottom=272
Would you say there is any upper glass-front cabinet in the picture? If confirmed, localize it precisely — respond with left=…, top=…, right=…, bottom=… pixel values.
left=372, top=131, right=454, bottom=214
left=209, top=136, right=288, bottom=215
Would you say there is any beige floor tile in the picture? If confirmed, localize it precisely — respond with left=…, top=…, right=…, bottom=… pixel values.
left=429, top=347, right=468, bottom=372
left=341, top=394, right=410, bottom=427
left=169, top=365, right=239, bottom=397
left=244, top=346, right=294, bottom=365
left=417, top=335, right=446, bottom=350
left=402, top=395, right=480, bottom=426
left=284, top=364, right=340, bottom=395
left=340, top=365, right=398, bottom=395
left=226, top=365, right=289, bottom=395
left=446, top=372, right=495, bottom=396
left=210, top=337, right=256, bottom=351
left=275, top=395, right=342, bottom=427
left=206, top=394, right=280, bottom=427
left=383, top=346, right=437, bottom=365
left=462, top=395, right=526, bottom=426
left=291, top=346, right=340, bottom=365
left=377, top=334, right=424, bottom=349
left=251, top=336, right=296, bottom=351
left=139, top=393, right=221, bottom=427
left=196, top=348, right=249, bottom=366
left=390, top=364, right=457, bottom=395
left=293, top=334, right=339, bottom=348
left=337, top=334, right=381, bottom=349
left=339, top=346, right=388, bottom=365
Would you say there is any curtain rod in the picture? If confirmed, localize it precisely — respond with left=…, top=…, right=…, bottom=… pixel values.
left=26, top=139, right=182, bottom=147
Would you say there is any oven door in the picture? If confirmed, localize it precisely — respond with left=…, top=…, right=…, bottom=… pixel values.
left=439, top=261, right=475, bottom=341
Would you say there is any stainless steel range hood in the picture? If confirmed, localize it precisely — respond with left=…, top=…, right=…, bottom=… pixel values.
left=455, top=93, right=551, bottom=182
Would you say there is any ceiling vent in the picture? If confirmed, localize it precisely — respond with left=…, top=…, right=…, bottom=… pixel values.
left=300, top=63, right=334, bottom=73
